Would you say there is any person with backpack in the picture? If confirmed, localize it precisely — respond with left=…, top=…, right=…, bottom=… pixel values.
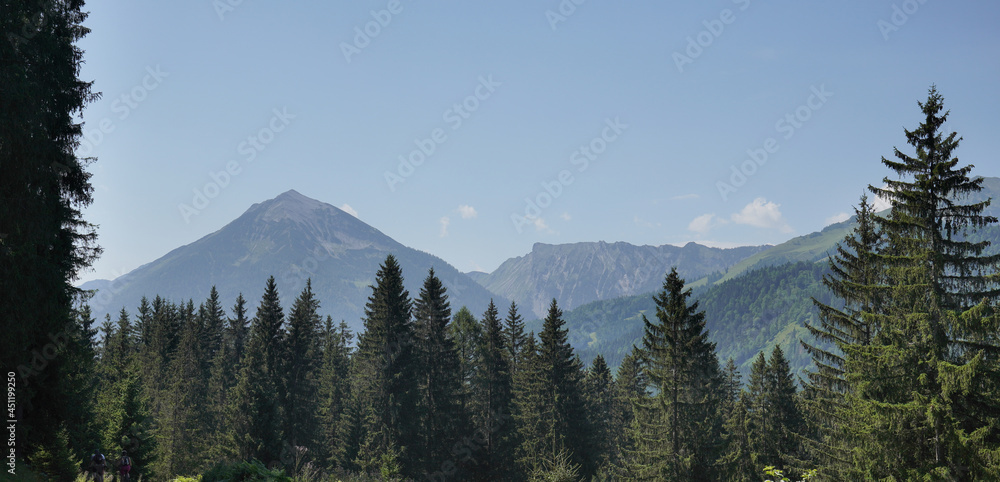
left=117, top=450, right=132, bottom=482
left=89, top=450, right=107, bottom=481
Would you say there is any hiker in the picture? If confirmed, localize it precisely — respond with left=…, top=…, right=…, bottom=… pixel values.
left=89, top=450, right=107, bottom=481
left=118, top=450, right=132, bottom=481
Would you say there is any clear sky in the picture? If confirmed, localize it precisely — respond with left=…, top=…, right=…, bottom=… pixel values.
left=75, top=0, right=1000, bottom=283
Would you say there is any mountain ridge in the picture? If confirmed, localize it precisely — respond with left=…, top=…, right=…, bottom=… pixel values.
left=83, top=190, right=504, bottom=333
left=473, top=240, right=769, bottom=318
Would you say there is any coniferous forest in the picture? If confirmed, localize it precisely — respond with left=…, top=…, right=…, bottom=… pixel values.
left=4, top=2, right=1000, bottom=481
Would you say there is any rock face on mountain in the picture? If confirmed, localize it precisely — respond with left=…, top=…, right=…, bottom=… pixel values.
left=471, top=241, right=768, bottom=318
left=82, top=190, right=504, bottom=332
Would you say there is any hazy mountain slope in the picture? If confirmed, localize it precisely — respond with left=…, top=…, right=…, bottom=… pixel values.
left=477, top=241, right=768, bottom=318
left=81, top=190, right=504, bottom=333
left=552, top=261, right=831, bottom=378
left=712, top=176, right=1000, bottom=284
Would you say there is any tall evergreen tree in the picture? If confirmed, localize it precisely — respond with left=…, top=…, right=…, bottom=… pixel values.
left=736, top=347, right=806, bottom=478
left=765, top=346, right=805, bottom=473
left=470, top=300, right=515, bottom=481
left=1, top=0, right=101, bottom=467
left=201, top=286, right=227, bottom=367
left=135, top=296, right=153, bottom=348
left=840, top=86, right=1000, bottom=479
left=609, top=348, right=644, bottom=476
left=744, top=352, right=772, bottom=472
left=718, top=358, right=756, bottom=482
left=349, top=255, right=419, bottom=476
left=626, top=268, right=723, bottom=481
left=511, top=334, right=545, bottom=476
left=411, top=269, right=466, bottom=475
left=230, top=293, right=250, bottom=364
left=535, top=299, right=591, bottom=476
left=451, top=306, right=482, bottom=417
left=282, top=279, right=323, bottom=457
left=226, top=276, right=285, bottom=463
left=156, top=314, right=209, bottom=477
left=206, top=292, right=248, bottom=457
left=503, top=301, right=527, bottom=376
left=318, top=317, right=353, bottom=467
left=801, top=195, right=885, bottom=476
left=584, top=355, right=615, bottom=475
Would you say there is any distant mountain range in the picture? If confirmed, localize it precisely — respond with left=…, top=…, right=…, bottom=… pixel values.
left=82, top=190, right=503, bottom=333
left=468, top=241, right=768, bottom=319
left=551, top=176, right=1000, bottom=377
left=83, top=177, right=1000, bottom=380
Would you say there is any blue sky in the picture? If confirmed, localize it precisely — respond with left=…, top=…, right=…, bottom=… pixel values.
left=76, top=0, right=1000, bottom=283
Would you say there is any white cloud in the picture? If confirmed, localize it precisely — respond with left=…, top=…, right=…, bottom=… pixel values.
left=730, top=198, right=793, bottom=233
left=688, top=213, right=725, bottom=234
left=670, top=193, right=700, bottom=201
left=340, top=204, right=358, bottom=217
left=561, top=212, right=572, bottom=221
left=457, top=205, right=477, bottom=219
left=870, top=185, right=894, bottom=212
left=439, top=216, right=450, bottom=237
left=533, top=217, right=549, bottom=232
left=825, top=212, right=850, bottom=225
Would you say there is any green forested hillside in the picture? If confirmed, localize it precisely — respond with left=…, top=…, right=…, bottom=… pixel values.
left=556, top=261, right=833, bottom=378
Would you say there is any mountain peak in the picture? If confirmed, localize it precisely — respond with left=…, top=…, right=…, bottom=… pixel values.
left=258, top=189, right=335, bottom=224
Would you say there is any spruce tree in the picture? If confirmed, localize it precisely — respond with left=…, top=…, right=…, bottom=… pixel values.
left=744, top=352, right=772, bottom=472
left=451, top=306, right=482, bottom=417
left=226, top=276, right=285, bottom=463
left=350, top=255, right=419, bottom=476
left=1, top=0, right=101, bottom=466
left=283, top=279, right=323, bottom=456
left=609, top=348, right=644, bottom=476
left=766, top=346, right=804, bottom=474
left=718, top=359, right=756, bottom=482
left=841, top=86, right=1000, bottom=479
left=206, top=292, right=248, bottom=457
left=625, top=268, right=723, bottom=481
left=230, top=293, right=250, bottom=364
left=801, top=195, right=884, bottom=476
left=412, top=269, right=465, bottom=475
left=584, top=355, right=615, bottom=475
left=470, top=300, right=515, bottom=481
left=512, top=334, right=545, bottom=476
left=156, top=315, right=209, bottom=477
left=201, top=286, right=227, bottom=367
left=318, top=317, right=353, bottom=467
left=535, top=299, right=591, bottom=476
left=503, top=301, right=527, bottom=375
